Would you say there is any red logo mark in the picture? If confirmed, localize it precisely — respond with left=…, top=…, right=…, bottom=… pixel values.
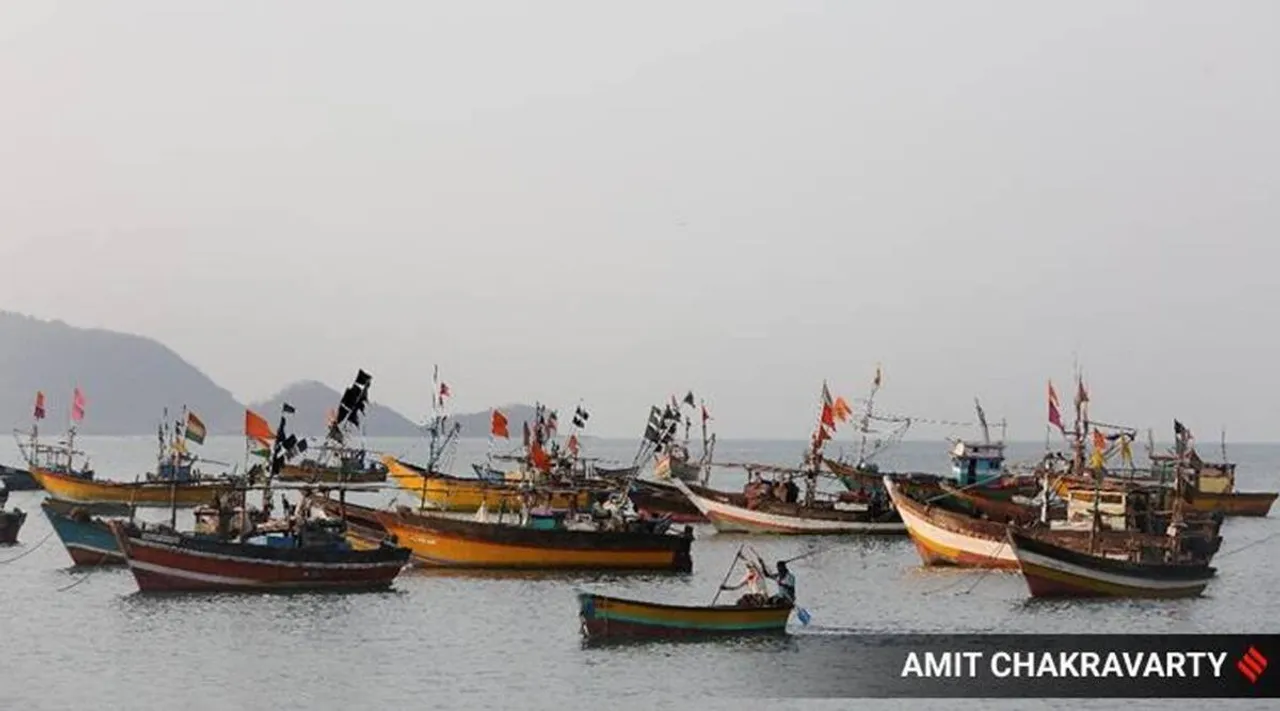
left=1237, top=646, right=1268, bottom=683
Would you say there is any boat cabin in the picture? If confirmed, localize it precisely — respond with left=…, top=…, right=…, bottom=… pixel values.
left=1056, top=486, right=1155, bottom=533
left=949, top=440, right=1006, bottom=487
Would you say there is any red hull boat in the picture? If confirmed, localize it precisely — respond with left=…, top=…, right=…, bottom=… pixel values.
left=110, top=521, right=410, bottom=593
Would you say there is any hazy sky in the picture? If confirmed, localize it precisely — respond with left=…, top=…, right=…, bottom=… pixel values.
left=2, top=2, right=1278, bottom=441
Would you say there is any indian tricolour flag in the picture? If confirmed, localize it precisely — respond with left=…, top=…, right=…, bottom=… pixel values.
left=185, top=412, right=207, bottom=445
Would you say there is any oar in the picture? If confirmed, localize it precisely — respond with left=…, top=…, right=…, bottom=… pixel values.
left=709, top=544, right=745, bottom=605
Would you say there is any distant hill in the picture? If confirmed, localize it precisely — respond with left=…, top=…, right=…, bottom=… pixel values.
left=453, top=403, right=539, bottom=438
left=249, top=380, right=421, bottom=437
left=0, top=312, right=244, bottom=435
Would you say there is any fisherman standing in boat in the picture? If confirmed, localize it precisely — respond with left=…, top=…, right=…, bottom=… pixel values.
left=759, top=558, right=796, bottom=606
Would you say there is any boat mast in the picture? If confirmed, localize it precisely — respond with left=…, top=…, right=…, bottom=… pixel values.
left=855, top=365, right=882, bottom=467
left=975, top=398, right=990, bottom=445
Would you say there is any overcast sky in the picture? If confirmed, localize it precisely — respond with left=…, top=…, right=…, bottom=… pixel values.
left=1, top=2, right=1277, bottom=440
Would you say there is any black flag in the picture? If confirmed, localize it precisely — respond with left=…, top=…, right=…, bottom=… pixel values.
left=682, top=391, right=695, bottom=407
left=282, top=403, right=296, bottom=414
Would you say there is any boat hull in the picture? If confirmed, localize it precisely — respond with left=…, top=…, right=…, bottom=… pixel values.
left=30, top=467, right=235, bottom=507
left=0, top=509, right=25, bottom=544
left=578, top=592, right=791, bottom=641
left=385, top=457, right=597, bottom=513
left=1186, top=491, right=1276, bottom=517
left=41, top=500, right=125, bottom=565
left=376, top=509, right=694, bottom=571
left=1007, top=529, right=1215, bottom=599
left=885, top=478, right=1019, bottom=569
left=628, top=480, right=708, bottom=524
left=675, top=480, right=905, bottom=535
left=276, top=463, right=387, bottom=484
left=0, top=464, right=39, bottom=491
left=110, top=523, right=411, bottom=593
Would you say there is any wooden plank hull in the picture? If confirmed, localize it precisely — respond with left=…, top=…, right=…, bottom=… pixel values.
left=110, top=522, right=411, bottom=593
left=30, top=467, right=235, bottom=507
left=885, top=478, right=1019, bottom=569
left=385, top=457, right=598, bottom=513
left=674, top=480, right=905, bottom=535
left=628, top=480, right=707, bottom=523
left=1186, top=491, right=1276, bottom=517
left=376, top=509, right=694, bottom=571
left=41, top=500, right=125, bottom=566
left=1007, top=529, right=1215, bottom=599
left=578, top=592, right=791, bottom=641
left=277, top=463, right=387, bottom=484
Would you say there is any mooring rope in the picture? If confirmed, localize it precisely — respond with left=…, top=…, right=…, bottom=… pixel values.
left=0, top=529, right=54, bottom=565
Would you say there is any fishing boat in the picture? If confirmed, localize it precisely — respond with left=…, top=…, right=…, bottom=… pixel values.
left=110, top=517, right=411, bottom=592
left=1153, top=444, right=1276, bottom=517
left=646, top=391, right=716, bottom=484
left=577, top=592, right=791, bottom=641
left=675, top=478, right=904, bottom=535
left=110, top=405, right=412, bottom=593
left=669, top=381, right=905, bottom=535
left=1006, top=527, right=1216, bottom=598
left=888, top=476, right=1217, bottom=570
left=375, top=506, right=695, bottom=571
left=272, top=371, right=389, bottom=484
left=28, top=403, right=240, bottom=506
left=1006, top=379, right=1218, bottom=598
left=41, top=498, right=127, bottom=565
left=388, top=457, right=601, bottom=512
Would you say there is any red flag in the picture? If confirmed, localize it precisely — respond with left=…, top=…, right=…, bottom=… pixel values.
left=567, top=434, right=580, bottom=455
left=1075, top=380, right=1089, bottom=407
left=820, top=403, right=835, bottom=429
left=821, top=381, right=833, bottom=407
left=71, top=387, right=86, bottom=423
left=530, top=442, right=551, bottom=472
left=491, top=410, right=509, bottom=439
left=33, top=391, right=46, bottom=420
left=1047, top=381, right=1064, bottom=434
left=439, top=383, right=450, bottom=399
left=701, top=404, right=711, bottom=423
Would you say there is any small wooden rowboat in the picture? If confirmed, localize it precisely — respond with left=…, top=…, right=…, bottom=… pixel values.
left=673, top=480, right=905, bottom=535
left=30, top=467, right=236, bottom=507
left=375, top=507, right=695, bottom=571
left=577, top=592, right=792, bottom=641
left=1006, top=528, right=1216, bottom=599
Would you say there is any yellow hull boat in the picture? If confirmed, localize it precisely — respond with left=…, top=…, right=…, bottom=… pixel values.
left=29, top=467, right=235, bottom=507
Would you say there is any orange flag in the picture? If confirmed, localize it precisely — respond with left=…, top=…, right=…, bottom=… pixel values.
left=244, top=409, right=274, bottom=446
left=833, top=396, right=852, bottom=422
left=567, top=434, right=580, bottom=455
left=1092, top=428, right=1107, bottom=453
left=530, top=442, right=552, bottom=472
left=491, top=410, right=510, bottom=439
